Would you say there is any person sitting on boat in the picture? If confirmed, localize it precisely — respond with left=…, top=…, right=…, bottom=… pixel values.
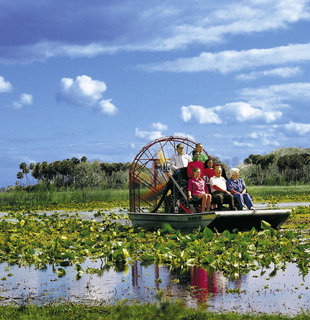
left=169, top=143, right=192, bottom=172
left=187, top=151, right=205, bottom=178
left=210, top=166, right=234, bottom=211
left=188, top=167, right=211, bottom=212
left=193, top=143, right=209, bottom=163
left=204, top=158, right=215, bottom=179
left=226, top=168, right=254, bottom=210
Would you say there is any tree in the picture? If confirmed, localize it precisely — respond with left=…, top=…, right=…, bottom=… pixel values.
left=81, top=156, right=88, bottom=163
left=19, top=162, right=30, bottom=185
left=17, top=171, right=24, bottom=185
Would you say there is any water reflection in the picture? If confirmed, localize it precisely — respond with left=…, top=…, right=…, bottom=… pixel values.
left=189, top=267, right=228, bottom=302
left=0, top=261, right=309, bottom=315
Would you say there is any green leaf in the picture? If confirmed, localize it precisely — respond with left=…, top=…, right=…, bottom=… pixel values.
left=56, top=268, right=66, bottom=277
left=261, top=220, right=271, bottom=230
left=203, top=228, right=214, bottom=241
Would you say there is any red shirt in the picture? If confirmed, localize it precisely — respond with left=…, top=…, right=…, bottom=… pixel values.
left=188, top=177, right=208, bottom=196
left=205, top=168, right=215, bottom=179
left=187, top=161, right=205, bottom=178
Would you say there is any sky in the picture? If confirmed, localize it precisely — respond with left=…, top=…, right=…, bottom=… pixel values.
left=1, top=0, right=310, bottom=187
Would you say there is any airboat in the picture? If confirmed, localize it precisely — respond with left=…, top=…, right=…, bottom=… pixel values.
left=128, top=136, right=290, bottom=232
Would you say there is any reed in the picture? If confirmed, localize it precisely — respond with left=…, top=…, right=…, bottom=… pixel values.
left=0, top=302, right=309, bottom=320
left=0, top=188, right=129, bottom=210
left=247, top=184, right=310, bottom=202
left=1, top=184, right=310, bottom=211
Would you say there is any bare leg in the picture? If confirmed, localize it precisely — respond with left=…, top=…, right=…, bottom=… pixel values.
left=197, top=193, right=207, bottom=212
left=206, top=194, right=211, bottom=211
left=201, top=194, right=207, bottom=212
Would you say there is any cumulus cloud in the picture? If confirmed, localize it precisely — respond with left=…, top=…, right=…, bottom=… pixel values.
left=173, top=132, right=195, bottom=141
left=0, top=76, right=12, bottom=92
left=236, top=67, right=301, bottom=81
left=152, top=122, right=168, bottom=131
left=12, top=93, right=33, bottom=109
left=98, top=99, right=118, bottom=115
left=224, top=102, right=282, bottom=123
left=181, top=105, right=222, bottom=124
left=135, top=122, right=168, bottom=141
left=181, top=102, right=282, bottom=125
left=58, top=75, right=117, bottom=115
left=135, top=128, right=162, bottom=141
left=142, top=42, right=310, bottom=73
left=284, top=121, right=310, bottom=135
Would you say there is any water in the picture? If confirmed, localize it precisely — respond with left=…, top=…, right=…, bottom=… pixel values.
left=0, top=260, right=309, bottom=315
left=0, top=205, right=309, bottom=315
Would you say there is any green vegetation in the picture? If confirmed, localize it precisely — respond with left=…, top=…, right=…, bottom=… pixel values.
left=0, top=209, right=309, bottom=279
left=0, top=301, right=310, bottom=320
left=241, top=147, right=310, bottom=185
left=0, top=187, right=129, bottom=211
left=15, top=158, right=130, bottom=189
left=1, top=184, right=310, bottom=212
left=247, top=185, right=310, bottom=202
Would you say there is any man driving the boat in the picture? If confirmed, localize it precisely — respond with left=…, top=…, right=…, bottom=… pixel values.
left=210, top=166, right=234, bottom=211
left=188, top=167, right=211, bottom=212
left=226, top=168, right=254, bottom=210
left=169, top=143, right=192, bottom=171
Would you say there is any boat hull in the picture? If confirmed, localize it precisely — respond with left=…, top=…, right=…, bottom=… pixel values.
left=128, top=209, right=291, bottom=232
left=128, top=212, right=216, bottom=231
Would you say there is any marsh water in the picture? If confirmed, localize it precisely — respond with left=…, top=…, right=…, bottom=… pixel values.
left=0, top=259, right=309, bottom=315
left=0, top=204, right=309, bottom=315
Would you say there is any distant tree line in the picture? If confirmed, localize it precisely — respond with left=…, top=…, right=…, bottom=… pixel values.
left=16, top=157, right=131, bottom=190
left=240, top=147, right=310, bottom=185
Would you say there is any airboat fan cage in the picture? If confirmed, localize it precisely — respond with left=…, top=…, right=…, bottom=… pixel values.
left=129, top=136, right=209, bottom=213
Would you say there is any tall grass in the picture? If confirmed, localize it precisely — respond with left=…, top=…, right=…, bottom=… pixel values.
left=0, top=302, right=309, bottom=320
left=247, top=184, right=310, bottom=202
left=1, top=184, right=310, bottom=211
left=0, top=187, right=129, bottom=210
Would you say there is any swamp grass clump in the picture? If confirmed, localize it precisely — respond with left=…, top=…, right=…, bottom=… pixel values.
left=0, top=301, right=310, bottom=320
left=0, top=188, right=129, bottom=212
left=0, top=210, right=309, bottom=280
left=247, top=185, right=310, bottom=203
left=1, top=184, right=310, bottom=212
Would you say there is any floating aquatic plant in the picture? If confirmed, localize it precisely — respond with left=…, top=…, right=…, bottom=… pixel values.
left=0, top=210, right=309, bottom=280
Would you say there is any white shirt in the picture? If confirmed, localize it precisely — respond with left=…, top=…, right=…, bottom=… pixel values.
left=210, top=175, right=227, bottom=193
left=169, top=153, right=192, bottom=170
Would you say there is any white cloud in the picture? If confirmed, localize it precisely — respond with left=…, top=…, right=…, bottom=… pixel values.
left=135, top=128, right=162, bottom=141
left=233, top=141, right=254, bottom=148
left=240, top=82, right=310, bottom=109
left=181, top=102, right=282, bottom=125
left=173, top=132, right=195, bottom=141
left=98, top=99, right=117, bottom=115
left=142, top=42, right=310, bottom=73
left=284, top=121, right=310, bottom=135
left=59, top=75, right=107, bottom=106
left=0, top=76, right=12, bottom=92
left=236, top=67, right=301, bottom=81
left=2, top=1, right=310, bottom=63
left=12, top=93, right=33, bottom=109
left=181, top=105, right=222, bottom=124
left=152, top=122, right=168, bottom=131
left=58, top=75, right=117, bottom=115
left=247, top=129, right=281, bottom=146
left=224, top=102, right=282, bottom=123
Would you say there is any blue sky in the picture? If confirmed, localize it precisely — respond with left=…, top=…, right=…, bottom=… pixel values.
left=1, top=0, right=310, bottom=187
